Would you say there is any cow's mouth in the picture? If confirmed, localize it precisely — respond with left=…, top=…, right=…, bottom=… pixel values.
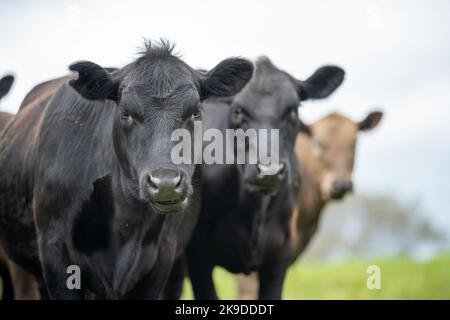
left=246, top=181, right=279, bottom=195
left=151, top=196, right=188, bottom=213
left=330, top=190, right=347, bottom=200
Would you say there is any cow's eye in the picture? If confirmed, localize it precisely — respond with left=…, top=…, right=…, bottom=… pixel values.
left=313, top=141, right=327, bottom=153
left=191, top=107, right=201, bottom=121
left=233, top=106, right=242, bottom=116
left=121, top=110, right=133, bottom=125
left=230, top=106, right=244, bottom=124
left=289, top=106, right=299, bottom=121
left=239, top=120, right=249, bottom=131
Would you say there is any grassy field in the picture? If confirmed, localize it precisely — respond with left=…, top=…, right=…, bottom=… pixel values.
left=1, top=253, right=448, bottom=299
left=181, top=252, right=450, bottom=299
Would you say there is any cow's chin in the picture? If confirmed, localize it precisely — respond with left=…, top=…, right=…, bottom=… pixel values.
left=320, top=188, right=349, bottom=202
left=150, top=196, right=189, bottom=214
left=320, top=191, right=332, bottom=202
left=245, top=181, right=280, bottom=196
left=330, top=191, right=347, bottom=200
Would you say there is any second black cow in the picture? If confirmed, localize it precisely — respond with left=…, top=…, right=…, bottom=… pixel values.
left=184, top=57, right=345, bottom=299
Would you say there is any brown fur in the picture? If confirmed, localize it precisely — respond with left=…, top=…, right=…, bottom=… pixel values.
left=292, top=113, right=358, bottom=256
left=0, top=112, right=13, bottom=133
left=289, top=205, right=300, bottom=249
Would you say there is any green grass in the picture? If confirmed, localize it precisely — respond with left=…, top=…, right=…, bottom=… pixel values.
left=181, top=252, right=450, bottom=299
left=2, top=253, right=448, bottom=299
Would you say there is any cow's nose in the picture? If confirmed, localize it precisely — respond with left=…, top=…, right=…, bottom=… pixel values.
left=144, top=169, right=185, bottom=202
left=248, top=162, right=286, bottom=195
left=256, top=162, right=286, bottom=177
left=331, top=180, right=353, bottom=199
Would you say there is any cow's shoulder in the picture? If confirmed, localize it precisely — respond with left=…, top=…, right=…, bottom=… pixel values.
left=19, top=76, right=68, bottom=112
left=35, top=82, right=115, bottom=196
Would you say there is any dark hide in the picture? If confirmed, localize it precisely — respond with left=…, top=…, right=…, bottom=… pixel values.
left=183, top=57, right=345, bottom=299
left=0, top=41, right=253, bottom=299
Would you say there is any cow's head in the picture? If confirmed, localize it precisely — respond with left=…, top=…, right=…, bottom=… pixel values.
left=69, top=41, right=253, bottom=213
left=297, top=111, right=383, bottom=200
left=229, top=57, right=344, bottom=195
left=0, top=75, right=14, bottom=102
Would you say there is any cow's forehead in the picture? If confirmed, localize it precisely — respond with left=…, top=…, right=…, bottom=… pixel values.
left=313, top=113, right=358, bottom=142
left=121, top=85, right=199, bottom=111
left=122, top=59, right=197, bottom=99
left=250, top=58, right=296, bottom=94
left=234, top=65, right=299, bottom=114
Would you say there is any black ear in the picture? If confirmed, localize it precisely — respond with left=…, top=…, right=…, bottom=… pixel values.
left=297, top=66, right=345, bottom=101
left=298, top=118, right=311, bottom=135
left=358, top=111, right=383, bottom=131
left=69, top=61, right=120, bottom=101
left=200, top=58, right=254, bottom=99
left=0, top=75, right=14, bottom=100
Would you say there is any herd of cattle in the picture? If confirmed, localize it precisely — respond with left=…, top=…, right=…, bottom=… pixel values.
left=0, top=40, right=382, bottom=300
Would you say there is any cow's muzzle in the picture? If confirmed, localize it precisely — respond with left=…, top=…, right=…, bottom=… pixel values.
left=140, top=168, right=189, bottom=213
left=330, top=179, right=353, bottom=200
left=246, top=162, right=286, bottom=195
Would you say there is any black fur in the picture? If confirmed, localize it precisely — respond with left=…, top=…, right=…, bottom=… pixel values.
left=201, top=58, right=254, bottom=99
left=0, top=75, right=14, bottom=101
left=297, top=66, right=345, bottom=100
left=0, top=256, right=14, bottom=300
left=0, top=41, right=253, bottom=299
left=69, top=61, right=120, bottom=101
left=181, top=57, right=345, bottom=300
left=0, top=74, right=15, bottom=299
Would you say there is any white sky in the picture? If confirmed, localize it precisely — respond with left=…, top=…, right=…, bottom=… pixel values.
left=0, top=0, right=449, bottom=233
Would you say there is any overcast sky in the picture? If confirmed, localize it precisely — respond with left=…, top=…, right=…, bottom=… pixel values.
left=0, top=0, right=449, bottom=235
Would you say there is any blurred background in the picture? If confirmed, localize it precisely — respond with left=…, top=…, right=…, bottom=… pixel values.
left=0, top=0, right=449, bottom=299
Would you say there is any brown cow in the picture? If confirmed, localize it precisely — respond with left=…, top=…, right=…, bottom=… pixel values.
left=237, top=110, right=383, bottom=299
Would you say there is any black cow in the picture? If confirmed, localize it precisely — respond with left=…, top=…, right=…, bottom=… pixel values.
left=184, top=57, right=344, bottom=299
left=0, top=41, right=253, bottom=299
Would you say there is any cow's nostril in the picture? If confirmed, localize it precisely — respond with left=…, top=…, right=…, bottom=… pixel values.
left=143, top=169, right=187, bottom=203
left=257, top=162, right=286, bottom=176
left=174, top=173, right=182, bottom=189
left=347, top=181, right=354, bottom=192
left=278, top=163, right=286, bottom=174
left=332, top=180, right=353, bottom=194
left=147, top=173, right=158, bottom=191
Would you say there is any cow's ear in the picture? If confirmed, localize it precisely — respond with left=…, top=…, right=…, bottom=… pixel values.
left=297, top=118, right=312, bottom=135
left=69, top=61, right=120, bottom=102
left=200, top=58, right=254, bottom=100
left=296, top=66, right=345, bottom=101
left=0, top=75, right=14, bottom=100
left=358, top=111, right=383, bottom=131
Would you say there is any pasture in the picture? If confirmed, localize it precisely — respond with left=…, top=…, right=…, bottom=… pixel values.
left=0, top=1, right=449, bottom=302
left=181, top=252, right=450, bottom=299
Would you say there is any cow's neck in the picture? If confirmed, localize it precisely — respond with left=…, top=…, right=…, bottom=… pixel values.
left=300, top=172, right=325, bottom=218
left=235, top=168, right=273, bottom=257
left=97, top=165, right=169, bottom=296
left=296, top=166, right=326, bottom=253
left=111, top=165, right=162, bottom=239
